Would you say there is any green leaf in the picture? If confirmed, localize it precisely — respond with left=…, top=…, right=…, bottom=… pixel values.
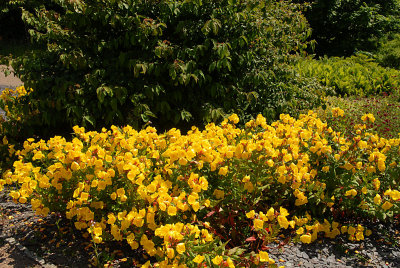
left=83, top=115, right=95, bottom=126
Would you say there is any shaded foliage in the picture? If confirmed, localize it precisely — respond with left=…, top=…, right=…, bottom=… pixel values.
left=6, top=0, right=325, bottom=137
left=295, top=0, right=400, bottom=56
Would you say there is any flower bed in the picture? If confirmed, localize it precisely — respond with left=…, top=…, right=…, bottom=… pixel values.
left=1, top=110, right=399, bottom=267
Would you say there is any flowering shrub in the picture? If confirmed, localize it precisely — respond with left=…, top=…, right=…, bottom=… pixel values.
left=0, top=86, right=30, bottom=173
left=1, top=110, right=400, bottom=267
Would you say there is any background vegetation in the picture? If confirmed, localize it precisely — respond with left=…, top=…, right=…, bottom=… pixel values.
left=1, top=0, right=326, bottom=139
left=294, top=0, right=400, bottom=56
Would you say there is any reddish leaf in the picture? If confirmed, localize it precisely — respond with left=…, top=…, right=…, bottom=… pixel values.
left=261, top=245, right=270, bottom=250
left=205, top=210, right=215, bottom=218
left=246, top=236, right=257, bottom=242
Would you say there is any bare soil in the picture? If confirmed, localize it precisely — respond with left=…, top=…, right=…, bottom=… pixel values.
left=0, top=65, right=23, bottom=88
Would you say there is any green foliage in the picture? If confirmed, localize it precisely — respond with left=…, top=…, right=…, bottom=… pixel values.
left=0, top=1, right=29, bottom=41
left=8, top=0, right=324, bottom=135
left=375, top=34, right=400, bottom=69
left=296, top=54, right=400, bottom=96
left=294, top=0, right=400, bottom=56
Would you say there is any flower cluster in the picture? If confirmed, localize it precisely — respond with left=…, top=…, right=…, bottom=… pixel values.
left=1, top=109, right=399, bottom=266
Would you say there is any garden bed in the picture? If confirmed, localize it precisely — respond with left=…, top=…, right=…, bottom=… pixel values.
left=1, top=189, right=400, bottom=267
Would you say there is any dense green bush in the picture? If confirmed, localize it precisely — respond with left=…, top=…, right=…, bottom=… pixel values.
left=296, top=54, right=400, bottom=96
left=375, top=34, right=400, bottom=69
left=0, top=1, right=28, bottom=41
left=294, top=0, right=400, bottom=56
left=8, top=0, right=325, bottom=136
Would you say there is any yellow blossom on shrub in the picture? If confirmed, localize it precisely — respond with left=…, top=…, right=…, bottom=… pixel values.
left=361, top=113, right=375, bottom=123
left=332, top=107, right=344, bottom=117
left=374, top=194, right=382, bottom=205
left=258, top=251, right=270, bottom=262
left=300, top=234, right=312, bottom=243
left=193, top=255, right=204, bottom=264
left=382, top=201, right=393, bottom=211
left=212, top=255, right=223, bottom=265
left=254, top=218, right=264, bottom=230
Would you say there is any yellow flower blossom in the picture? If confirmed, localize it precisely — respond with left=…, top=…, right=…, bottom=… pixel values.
left=193, top=255, right=205, bottom=264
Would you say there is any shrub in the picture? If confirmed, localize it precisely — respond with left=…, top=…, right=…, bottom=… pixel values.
left=2, top=111, right=400, bottom=266
left=375, top=34, right=400, bottom=69
left=296, top=54, right=400, bottom=96
left=294, top=0, right=400, bottom=56
left=0, top=0, right=30, bottom=41
left=9, top=0, right=324, bottom=136
left=0, top=86, right=29, bottom=173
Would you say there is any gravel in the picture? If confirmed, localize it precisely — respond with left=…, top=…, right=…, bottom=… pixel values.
left=2, top=187, right=399, bottom=268
left=264, top=224, right=400, bottom=268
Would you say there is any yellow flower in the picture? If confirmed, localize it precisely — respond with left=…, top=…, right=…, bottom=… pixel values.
left=191, top=201, right=200, bottom=212
left=246, top=210, right=255, bottom=219
left=390, top=190, right=400, bottom=201
left=266, top=207, right=275, bottom=220
left=378, top=159, right=386, bottom=172
left=212, top=255, right=223, bottom=265
left=348, top=226, right=356, bottom=235
left=358, top=141, right=367, bottom=150
left=374, top=194, right=382, bottom=205
left=213, top=189, right=225, bottom=199
left=382, top=201, right=393, bottom=211
left=166, top=247, right=175, bottom=259
left=218, top=166, right=228, bottom=176
left=277, top=215, right=289, bottom=229
left=300, top=234, right=311, bottom=244
left=228, top=114, right=240, bottom=124
left=373, top=179, right=380, bottom=190
left=242, top=175, right=250, bottom=183
left=345, top=189, right=357, bottom=197
left=279, top=207, right=289, bottom=217
left=254, top=218, right=264, bottom=230
left=332, top=107, right=344, bottom=117
left=116, top=188, right=125, bottom=197
left=361, top=187, right=368, bottom=195
left=343, top=162, right=353, bottom=170
left=167, top=205, right=177, bottom=216
left=296, top=227, right=304, bottom=235
left=71, top=161, right=80, bottom=171
left=259, top=251, right=269, bottom=262
left=107, top=213, right=116, bottom=225
left=193, top=255, right=204, bottom=264
left=244, top=181, right=254, bottom=192
left=355, top=232, right=364, bottom=241
left=361, top=113, right=375, bottom=123
left=176, top=243, right=185, bottom=254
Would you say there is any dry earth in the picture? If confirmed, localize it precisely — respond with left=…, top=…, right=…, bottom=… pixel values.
left=0, top=65, right=23, bottom=88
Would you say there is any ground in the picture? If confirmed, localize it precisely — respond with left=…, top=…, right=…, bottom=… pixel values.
left=0, top=65, right=22, bottom=89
